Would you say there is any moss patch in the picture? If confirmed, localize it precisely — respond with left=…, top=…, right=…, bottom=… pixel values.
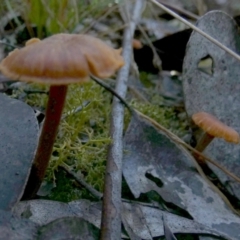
left=12, top=77, right=188, bottom=202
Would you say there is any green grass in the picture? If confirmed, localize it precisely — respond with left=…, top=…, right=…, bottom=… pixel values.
left=1, top=0, right=123, bottom=38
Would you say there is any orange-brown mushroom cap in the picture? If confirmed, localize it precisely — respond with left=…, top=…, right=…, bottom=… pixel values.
left=0, top=33, right=124, bottom=85
left=192, top=112, right=240, bottom=144
left=132, top=39, right=143, bottom=49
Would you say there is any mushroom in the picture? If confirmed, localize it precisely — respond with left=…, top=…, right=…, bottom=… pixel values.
left=132, top=39, right=143, bottom=49
left=0, top=33, right=124, bottom=198
left=192, top=111, right=239, bottom=164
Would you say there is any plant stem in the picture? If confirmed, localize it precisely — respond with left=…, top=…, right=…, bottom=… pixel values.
left=22, top=85, right=68, bottom=199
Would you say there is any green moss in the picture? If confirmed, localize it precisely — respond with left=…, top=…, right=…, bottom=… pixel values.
left=44, top=169, right=96, bottom=202
left=12, top=76, right=187, bottom=202
left=129, top=95, right=188, bottom=138
left=55, top=83, right=111, bottom=192
left=14, top=81, right=111, bottom=195
left=44, top=170, right=83, bottom=203
left=130, top=72, right=188, bottom=138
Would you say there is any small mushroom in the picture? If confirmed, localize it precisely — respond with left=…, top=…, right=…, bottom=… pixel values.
left=132, top=39, right=143, bottom=49
left=0, top=33, right=124, bottom=199
left=192, top=111, right=239, bottom=164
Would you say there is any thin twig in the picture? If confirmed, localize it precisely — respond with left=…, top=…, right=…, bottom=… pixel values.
left=0, top=40, right=18, bottom=49
left=60, top=162, right=172, bottom=209
left=128, top=85, right=150, bottom=103
left=60, top=164, right=103, bottom=200
left=82, top=4, right=119, bottom=34
left=4, top=0, right=22, bottom=27
left=148, top=0, right=240, bottom=62
left=100, top=1, right=145, bottom=239
left=23, top=90, right=48, bottom=95
left=61, top=101, right=90, bottom=120
left=157, top=0, right=199, bottom=20
left=90, top=75, right=134, bottom=113
left=137, top=23, right=162, bottom=71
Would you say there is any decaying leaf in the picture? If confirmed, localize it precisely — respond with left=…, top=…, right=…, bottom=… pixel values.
left=122, top=114, right=240, bottom=239
left=14, top=199, right=101, bottom=228
left=38, top=217, right=99, bottom=240
left=183, top=11, right=240, bottom=200
left=0, top=93, right=38, bottom=210
left=121, top=201, right=233, bottom=239
left=14, top=197, right=237, bottom=239
left=0, top=209, right=38, bottom=240
left=0, top=207, right=99, bottom=240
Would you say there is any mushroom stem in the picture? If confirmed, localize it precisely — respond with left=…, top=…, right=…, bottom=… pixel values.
left=193, top=132, right=214, bottom=165
left=22, top=85, right=68, bottom=199
left=195, top=132, right=214, bottom=152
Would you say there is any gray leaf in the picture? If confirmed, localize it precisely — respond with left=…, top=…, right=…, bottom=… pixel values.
left=38, top=217, right=99, bottom=240
left=0, top=209, right=38, bottom=240
left=0, top=93, right=38, bottom=210
left=182, top=11, right=240, bottom=199
left=14, top=195, right=237, bottom=239
left=122, top=114, right=240, bottom=239
left=14, top=199, right=102, bottom=228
